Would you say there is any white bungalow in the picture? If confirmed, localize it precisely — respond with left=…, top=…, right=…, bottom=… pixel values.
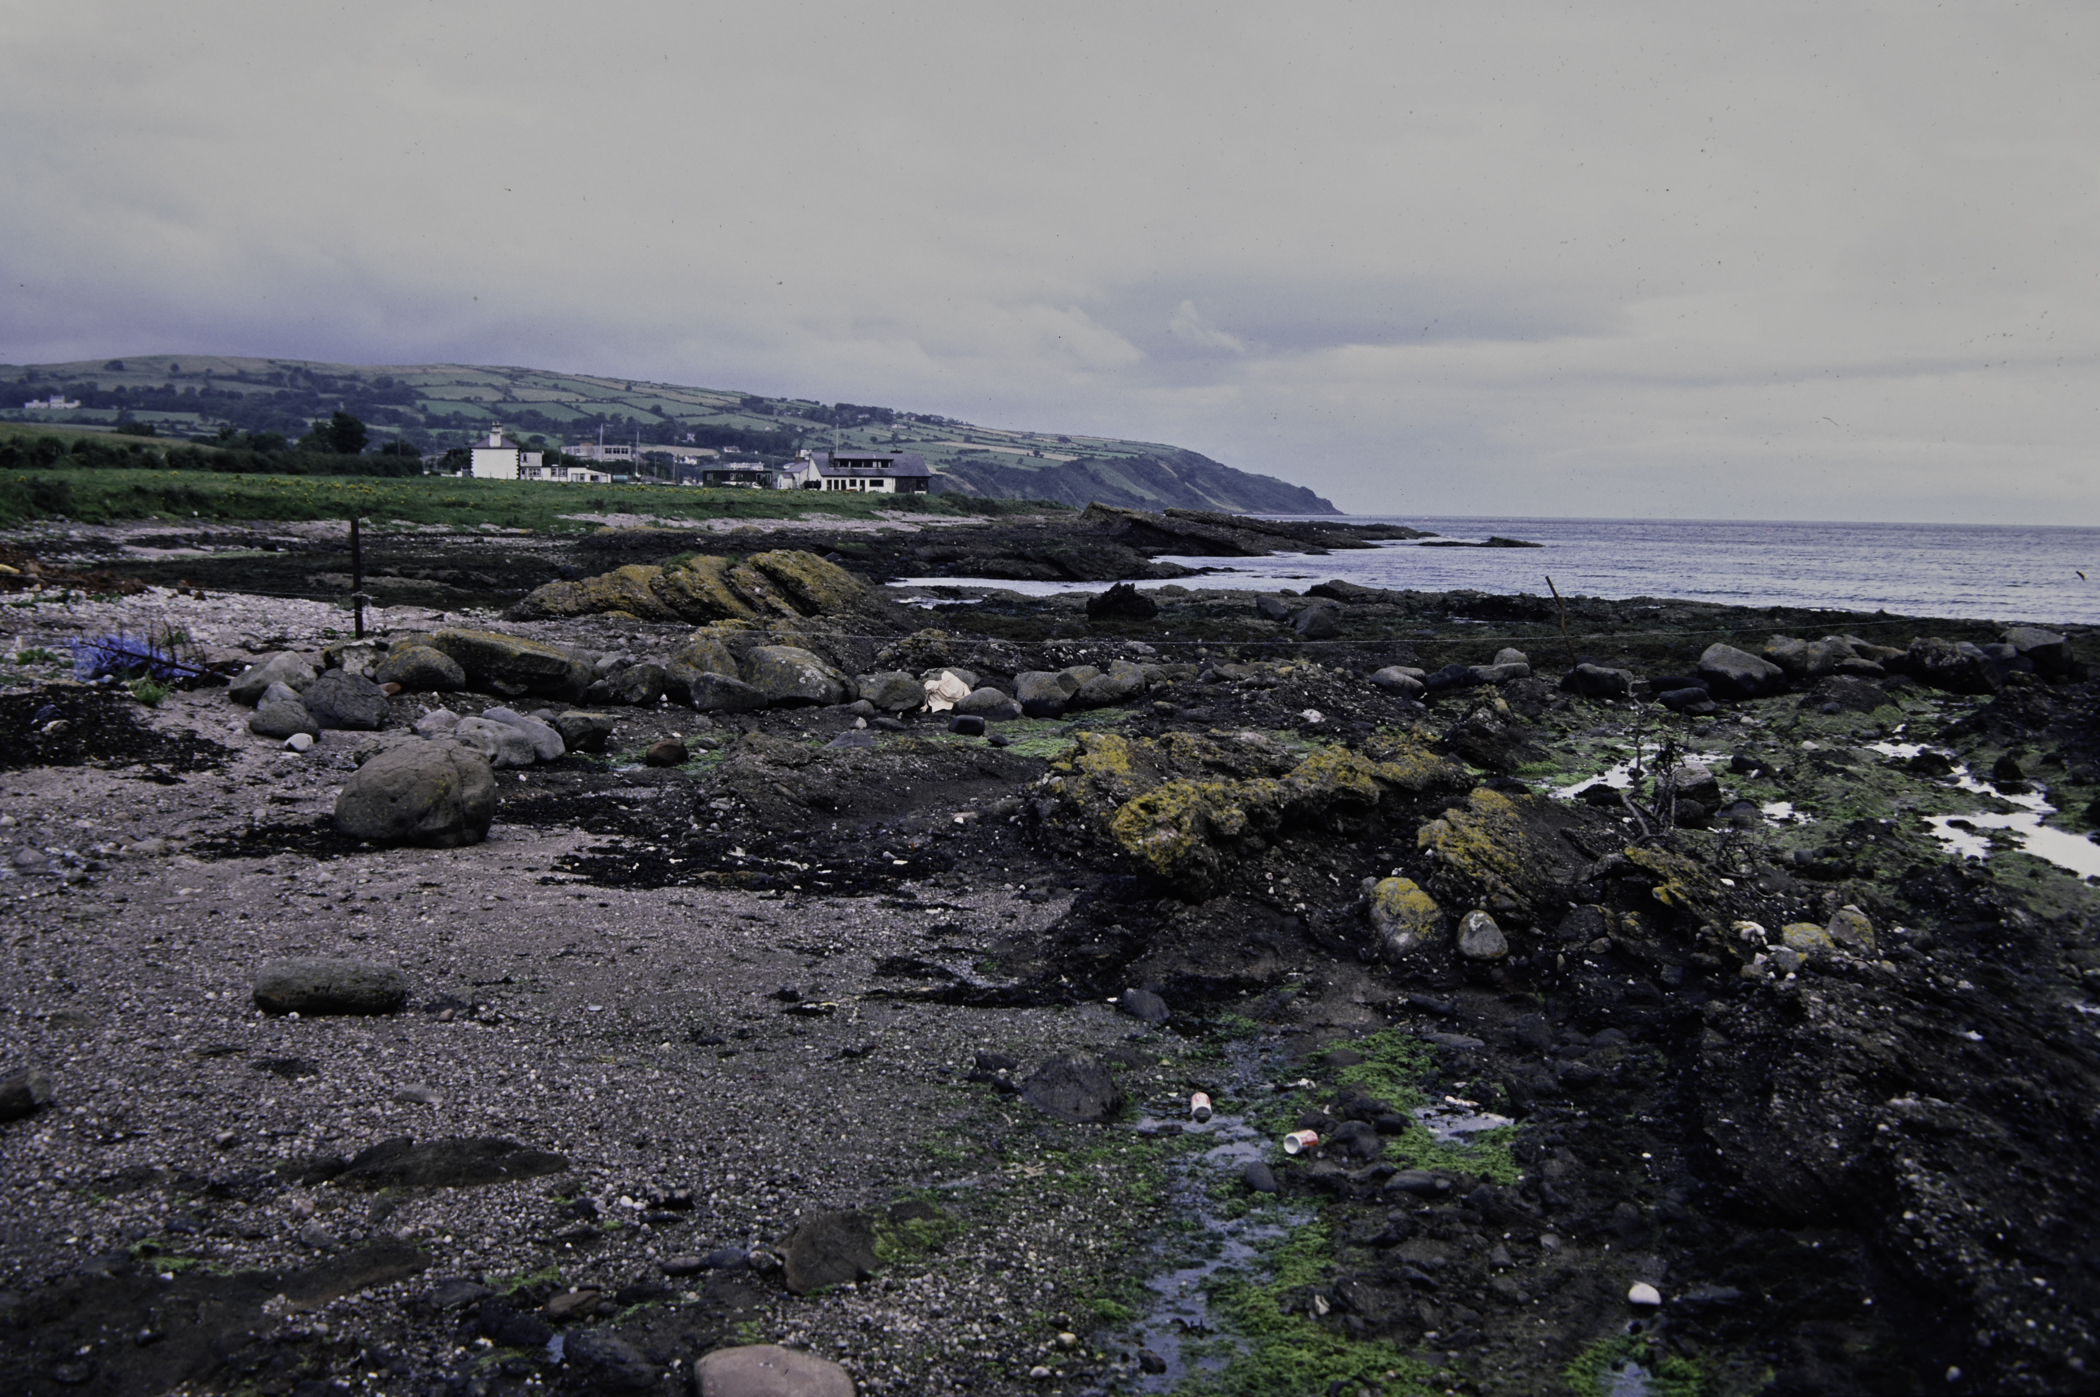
left=469, top=424, right=543, bottom=480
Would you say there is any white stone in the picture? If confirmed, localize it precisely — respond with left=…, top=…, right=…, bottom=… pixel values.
left=1628, top=1281, right=1663, bottom=1306
left=284, top=732, right=315, bottom=753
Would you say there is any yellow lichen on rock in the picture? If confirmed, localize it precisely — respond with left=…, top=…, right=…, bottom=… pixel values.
left=1416, top=787, right=1534, bottom=904
left=651, top=555, right=760, bottom=621
left=1782, top=922, right=1837, bottom=954
left=750, top=550, right=867, bottom=614
left=724, top=562, right=803, bottom=618
left=1623, top=845, right=1724, bottom=914
left=1368, top=876, right=1442, bottom=958
left=1109, top=779, right=1236, bottom=884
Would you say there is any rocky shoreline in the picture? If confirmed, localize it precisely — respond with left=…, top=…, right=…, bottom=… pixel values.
left=0, top=519, right=2096, bottom=1396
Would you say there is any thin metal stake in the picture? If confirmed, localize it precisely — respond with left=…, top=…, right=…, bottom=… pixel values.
left=1546, top=575, right=1578, bottom=671
left=350, top=516, right=365, bottom=639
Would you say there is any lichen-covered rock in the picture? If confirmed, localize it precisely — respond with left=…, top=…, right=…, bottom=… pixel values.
left=1103, top=740, right=1466, bottom=890
left=650, top=555, right=762, bottom=622
left=427, top=629, right=593, bottom=701
left=334, top=743, right=496, bottom=846
left=1015, top=670, right=1078, bottom=717
left=1369, top=877, right=1441, bottom=958
left=749, top=549, right=868, bottom=615
left=1416, top=785, right=1600, bottom=914
left=1825, top=904, right=1876, bottom=952
left=512, top=563, right=678, bottom=622
left=373, top=644, right=464, bottom=692
left=742, top=646, right=851, bottom=706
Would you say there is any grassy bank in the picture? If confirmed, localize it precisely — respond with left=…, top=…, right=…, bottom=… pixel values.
left=0, top=465, right=1059, bottom=531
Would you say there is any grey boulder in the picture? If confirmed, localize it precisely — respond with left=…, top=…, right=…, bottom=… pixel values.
left=1292, top=605, right=1339, bottom=640
left=253, top=958, right=409, bottom=1015
left=1697, top=643, right=1787, bottom=700
left=1902, top=637, right=2001, bottom=695
left=954, top=686, right=1023, bottom=720
left=229, top=651, right=317, bottom=705
left=302, top=669, right=390, bottom=731
left=1071, top=660, right=1147, bottom=709
left=452, top=717, right=537, bottom=769
left=695, top=1344, right=856, bottom=1397
left=1015, top=670, right=1078, bottom=718
left=551, top=710, right=615, bottom=753
left=858, top=671, right=926, bottom=712
left=2003, top=625, right=2071, bottom=676
left=481, top=707, right=564, bottom=761
left=742, top=646, right=851, bottom=706
left=1370, top=666, right=1426, bottom=697
left=250, top=701, right=319, bottom=740
left=690, top=672, right=772, bottom=713
left=1566, top=663, right=1633, bottom=699
left=334, top=742, right=497, bottom=846
left=604, top=661, right=667, bottom=706
left=412, top=708, right=461, bottom=738
left=374, top=644, right=464, bottom=692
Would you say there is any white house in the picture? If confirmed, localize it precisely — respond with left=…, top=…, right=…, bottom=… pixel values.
left=469, top=424, right=543, bottom=480
left=21, top=393, right=80, bottom=411
left=787, top=450, right=932, bottom=493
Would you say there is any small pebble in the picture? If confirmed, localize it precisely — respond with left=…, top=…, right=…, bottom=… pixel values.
left=1628, top=1282, right=1663, bottom=1306
left=284, top=732, right=314, bottom=753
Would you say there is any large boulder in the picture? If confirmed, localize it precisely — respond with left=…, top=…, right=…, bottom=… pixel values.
left=302, top=669, right=390, bottom=731
left=858, top=671, right=926, bottom=713
left=748, top=550, right=869, bottom=615
left=374, top=644, right=464, bottom=692
left=2002, top=626, right=2071, bottom=677
left=663, top=631, right=743, bottom=695
left=229, top=652, right=317, bottom=705
left=742, top=646, right=851, bottom=706
left=1070, top=660, right=1147, bottom=709
left=452, top=717, right=538, bottom=769
left=551, top=711, right=614, bottom=753
left=603, top=661, right=668, bottom=707
left=253, top=958, right=407, bottom=1015
left=1015, top=670, right=1078, bottom=718
left=1697, top=644, right=1787, bottom=700
left=249, top=701, right=319, bottom=740
left=954, top=686, right=1023, bottom=720
left=426, top=629, right=592, bottom=701
left=690, top=673, right=772, bottom=713
left=1564, top=663, right=1632, bottom=699
left=334, top=743, right=497, bottom=846
left=1021, top=1052, right=1123, bottom=1124
left=481, top=707, right=565, bottom=762
left=1292, top=605, right=1339, bottom=639
left=1370, top=666, right=1426, bottom=697
left=1456, top=910, right=1509, bottom=961
left=1900, top=637, right=2001, bottom=695
left=695, top=1345, right=856, bottom=1397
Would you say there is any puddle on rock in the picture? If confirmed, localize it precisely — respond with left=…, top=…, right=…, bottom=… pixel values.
left=1916, top=761, right=2100, bottom=881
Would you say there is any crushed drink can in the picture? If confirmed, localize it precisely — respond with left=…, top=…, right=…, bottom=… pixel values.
left=1282, top=1129, right=1320, bottom=1155
left=1190, top=1092, right=1213, bottom=1123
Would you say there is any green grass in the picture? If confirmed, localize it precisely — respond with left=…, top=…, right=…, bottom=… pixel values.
left=1185, top=1221, right=1439, bottom=1396
left=1564, top=1335, right=1705, bottom=1397
left=128, top=677, right=170, bottom=706
left=0, top=466, right=1059, bottom=530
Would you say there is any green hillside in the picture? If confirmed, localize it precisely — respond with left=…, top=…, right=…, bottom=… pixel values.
left=0, top=354, right=1336, bottom=514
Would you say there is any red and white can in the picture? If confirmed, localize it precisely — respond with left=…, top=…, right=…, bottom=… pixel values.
left=1282, top=1129, right=1320, bottom=1155
left=1190, top=1093, right=1213, bottom=1123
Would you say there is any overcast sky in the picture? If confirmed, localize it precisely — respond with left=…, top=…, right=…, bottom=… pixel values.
left=4, top=3, right=2096, bottom=522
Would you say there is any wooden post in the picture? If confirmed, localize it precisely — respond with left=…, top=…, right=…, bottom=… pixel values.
left=1546, top=575, right=1577, bottom=671
left=350, top=516, right=365, bottom=639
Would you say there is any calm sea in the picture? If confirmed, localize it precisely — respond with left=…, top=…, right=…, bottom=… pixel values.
left=896, top=516, right=2100, bottom=627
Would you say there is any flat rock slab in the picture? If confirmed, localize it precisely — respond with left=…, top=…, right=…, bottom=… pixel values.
left=336, top=1135, right=570, bottom=1189
left=252, top=958, right=407, bottom=1016
left=279, top=1239, right=428, bottom=1311
left=696, top=1343, right=857, bottom=1396
left=1020, top=1051, right=1123, bottom=1123
left=782, top=1209, right=877, bottom=1295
